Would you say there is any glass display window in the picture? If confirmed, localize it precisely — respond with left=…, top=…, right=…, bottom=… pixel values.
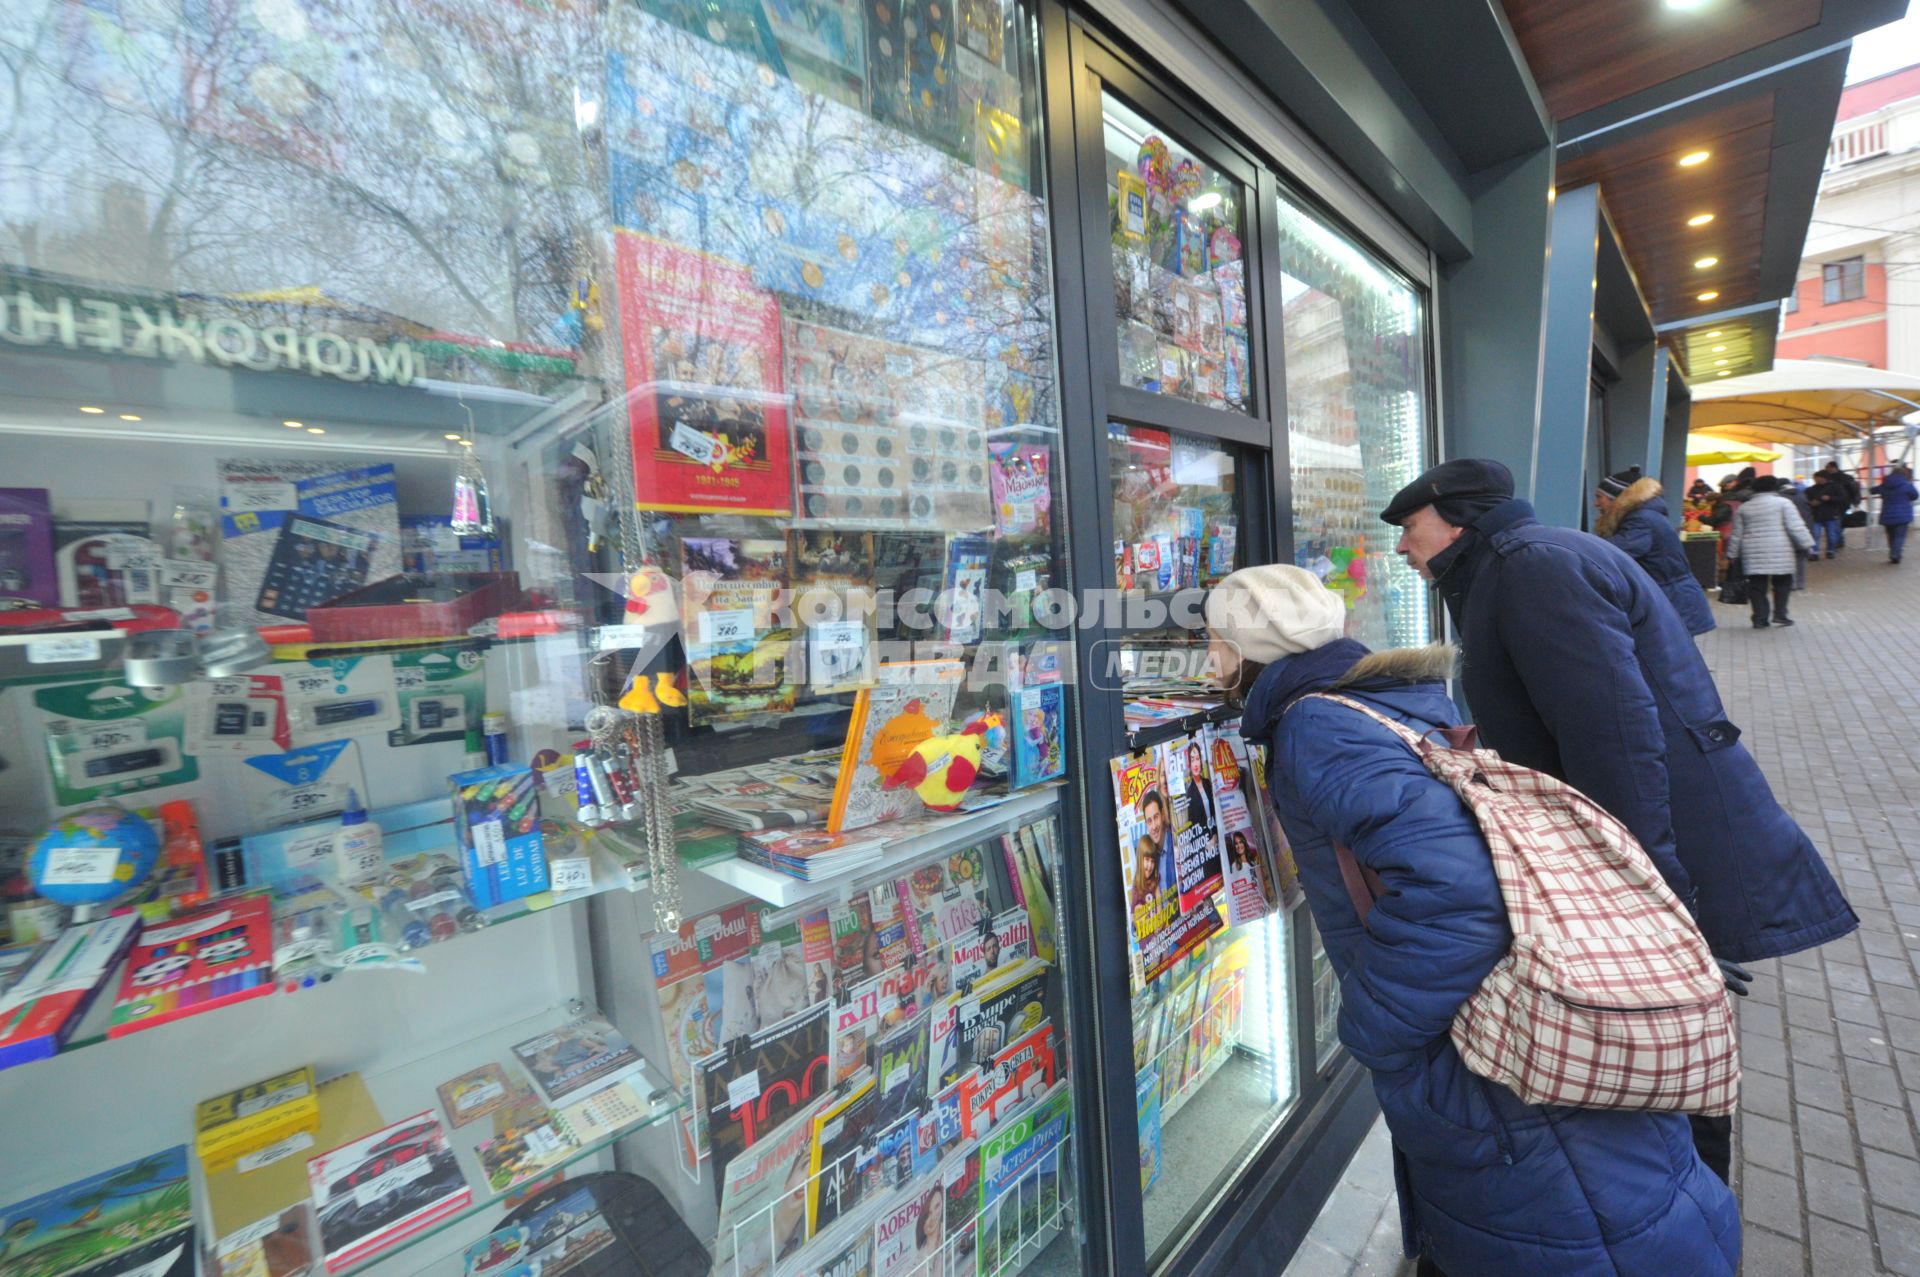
left=0, top=3, right=1089, bottom=1276
left=1109, top=423, right=1241, bottom=596
left=1100, top=95, right=1252, bottom=416
left=1276, top=190, right=1432, bottom=651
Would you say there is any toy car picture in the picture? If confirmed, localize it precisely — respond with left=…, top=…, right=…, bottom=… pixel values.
left=309, top=1113, right=468, bottom=1262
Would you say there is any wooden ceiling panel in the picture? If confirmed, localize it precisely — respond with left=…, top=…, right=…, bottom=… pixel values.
left=1502, top=0, right=1823, bottom=121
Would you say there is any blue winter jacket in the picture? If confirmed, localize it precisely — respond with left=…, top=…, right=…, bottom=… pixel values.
left=1241, top=647, right=1740, bottom=1275
left=1873, top=473, right=1918, bottom=526
left=1595, top=479, right=1715, bottom=636
left=1432, top=498, right=1857, bottom=963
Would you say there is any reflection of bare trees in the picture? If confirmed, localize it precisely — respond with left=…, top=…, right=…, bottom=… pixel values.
left=0, top=0, right=603, bottom=342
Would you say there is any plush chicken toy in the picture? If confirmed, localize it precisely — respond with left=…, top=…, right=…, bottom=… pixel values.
left=882, top=716, right=995, bottom=811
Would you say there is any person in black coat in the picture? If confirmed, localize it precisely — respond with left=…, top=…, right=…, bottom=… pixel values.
left=1806, top=472, right=1848, bottom=558
left=1593, top=466, right=1715, bottom=636
left=1382, top=458, right=1859, bottom=1182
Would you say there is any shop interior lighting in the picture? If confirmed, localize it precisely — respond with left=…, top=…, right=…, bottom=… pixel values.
left=1712, top=345, right=1727, bottom=352
left=1188, top=191, right=1223, bottom=214
left=1678, top=150, right=1711, bottom=167
left=1706, top=330, right=1723, bottom=338
left=78, top=406, right=104, bottom=414
left=1688, top=213, right=1715, bottom=227
left=118, top=413, right=141, bottom=421
left=283, top=420, right=303, bottom=428
left=1666, top=0, right=1710, bottom=9
left=444, top=432, right=463, bottom=441
left=1694, top=256, right=1719, bottom=269
left=1698, top=290, right=1720, bottom=301
left=306, top=426, right=326, bottom=435
left=1718, top=369, right=1733, bottom=376
left=1716, top=359, right=1731, bottom=366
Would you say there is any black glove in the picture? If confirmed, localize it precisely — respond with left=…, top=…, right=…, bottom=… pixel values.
left=1717, top=959, right=1753, bottom=997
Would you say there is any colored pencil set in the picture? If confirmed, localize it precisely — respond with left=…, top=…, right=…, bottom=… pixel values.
left=106, top=895, right=278, bottom=1038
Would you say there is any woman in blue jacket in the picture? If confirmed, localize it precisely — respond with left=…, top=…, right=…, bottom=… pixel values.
left=1207, top=565, right=1740, bottom=1276
left=1593, top=467, right=1715, bottom=635
left=1873, top=465, right=1918, bottom=564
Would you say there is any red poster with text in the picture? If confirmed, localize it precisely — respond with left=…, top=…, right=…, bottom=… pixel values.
left=615, top=231, right=793, bottom=516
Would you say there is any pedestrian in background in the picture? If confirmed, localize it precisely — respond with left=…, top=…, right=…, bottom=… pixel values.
left=1382, top=458, right=1858, bottom=1182
left=1593, top=465, right=1714, bottom=635
left=1806, top=470, right=1848, bottom=558
left=1821, top=460, right=1863, bottom=548
left=1782, top=479, right=1817, bottom=592
left=1872, top=464, right=1917, bottom=565
left=1729, top=475, right=1814, bottom=628
left=1211, top=566, right=1740, bottom=1277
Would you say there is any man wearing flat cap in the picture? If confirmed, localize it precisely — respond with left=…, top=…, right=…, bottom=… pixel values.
left=1382, top=459, right=1857, bottom=1182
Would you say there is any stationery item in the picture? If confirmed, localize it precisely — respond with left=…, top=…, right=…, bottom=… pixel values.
left=305, top=573, right=519, bottom=643
left=108, top=895, right=275, bottom=1037
left=511, top=1015, right=643, bottom=1106
left=218, top=459, right=400, bottom=628
left=307, top=1113, right=471, bottom=1273
left=450, top=763, right=550, bottom=908
left=239, top=740, right=368, bottom=833
left=827, top=659, right=966, bottom=833
left=476, top=1112, right=578, bottom=1193
left=0, top=487, right=57, bottom=606
left=195, top=1066, right=321, bottom=1174
left=615, top=232, right=792, bottom=517
left=32, top=675, right=199, bottom=805
left=332, top=789, right=385, bottom=888
left=203, top=1072, right=381, bottom=1241
left=436, top=1063, right=525, bottom=1129
left=0, top=1145, right=194, bottom=1277
left=0, top=913, right=140, bottom=1070
left=53, top=518, right=160, bottom=609
left=554, top=1076, right=652, bottom=1144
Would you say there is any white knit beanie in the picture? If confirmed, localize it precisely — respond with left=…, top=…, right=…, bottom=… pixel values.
left=1205, top=565, right=1348, bottom=664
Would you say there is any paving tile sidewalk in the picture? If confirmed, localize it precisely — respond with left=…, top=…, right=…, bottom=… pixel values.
left=1280, top=541, right=1920, bottom=1275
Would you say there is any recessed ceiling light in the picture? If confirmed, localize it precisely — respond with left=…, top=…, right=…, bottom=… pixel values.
left=1688, top=213, right=1715, bottom=227
left=1698, top=290, right=1720, bottom=301
left=459, top=439, right=475, bottom=448
left=1712, top=345, right=1727, bottom=352
left=1679, top=150, right=1711, bottom=167
left=1717, top=370, right=1732, bottom=377
left=444, top=432, right=463, bottom=441
left=78, top=406, right=104, bottom=414
left=1666, top=0, right=1709, bottom=9
left=1715, top=359, right=1731, bottom=366
left=283, top=420, right=304, bottom=428
left=306, top=426, right=326, bottom=435
left=118, top=413, right=141, bottom=422
left=1694, top=256, right=1720, bottom=269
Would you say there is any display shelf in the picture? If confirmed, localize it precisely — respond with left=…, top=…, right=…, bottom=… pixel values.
left=46, top=830, right=648, bottom=1061
left=698, top=787, right=1063, bottom=909
left=194, top=999, right=683, bottom=1275
left=1123, top=699, right=1235, bottom=752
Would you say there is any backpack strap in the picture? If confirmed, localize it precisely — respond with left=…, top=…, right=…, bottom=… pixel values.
left=1333, top=839, right=1385, bottom=925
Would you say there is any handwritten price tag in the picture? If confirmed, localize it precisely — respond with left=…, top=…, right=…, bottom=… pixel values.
left=549, top=856, right=593, bottom=894
left=40, top=847, right=120, bottom=886
left=668, top=423, right=721, bottom=466
left=699, top=609, right=754, bottom=645
left=27, top=636, right=101, bottom=665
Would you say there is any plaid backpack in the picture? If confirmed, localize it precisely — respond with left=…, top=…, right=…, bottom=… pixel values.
left=1299, top=693, right=1739, bottom=1116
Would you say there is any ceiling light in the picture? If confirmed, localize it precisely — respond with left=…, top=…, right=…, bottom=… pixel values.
left=1717, top=370, right=1732, bottom=377
left=459, top=439, right=474, bottom=448
left=444, top=432, right=463, bottom=441
left=1694, top=256, right=1719, bottom=269
left=1678, top=150, right=1711, bottom=167
left=118, top=414, right=141, bottom=422
left=1715, top=359, right=1730, bottom=366
left=1706, top=330, right=1723, bottom=338
left=283, top=420, right=304, bottom=428
left=1187, top=192, right=1222, bottom=214
left=1712, top=344, right=1727, bottom=352
left=306, top=426, right=326, bottom=435
left=1688, top=213, right=1715, bottom=227
left=78, top=405, right=104, bottom=414
left=1698, top=290, right=1720, bottom=301
left=1666, top=0, right=1709, bottom=9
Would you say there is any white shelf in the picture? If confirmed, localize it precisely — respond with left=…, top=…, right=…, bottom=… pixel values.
left=698, top=787, right=1063, bottom=910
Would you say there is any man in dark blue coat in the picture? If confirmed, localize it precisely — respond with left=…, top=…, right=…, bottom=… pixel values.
left=1382, top=458, right=1858, bottom=1180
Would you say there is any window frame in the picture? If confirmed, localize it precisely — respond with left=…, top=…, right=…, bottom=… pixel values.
left=1823, top=256, right=1866, bottom=305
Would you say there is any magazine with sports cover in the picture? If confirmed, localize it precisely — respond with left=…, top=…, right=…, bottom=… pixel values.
left=925, top=960, right=1049, bottom=1092
left=511, top=1016, right=643, bottom=1106
left=807, top=1071, right=880, bottom=1235
left=1207, top=725, right=1279, bottom=925
left=615, top=232, right=792, bottom=517
left=1164, top=734, right=1224, bottom=913
left=711, top=1092, right=833, bottom=1277
left=681, top=536, right=798, bottom=724
left=697, top=1002, right=832, bottom=1206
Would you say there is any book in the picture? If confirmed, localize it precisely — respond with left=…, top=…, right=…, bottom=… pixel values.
left=988, top=441, right=1051, bottom=539
left=680, top=535, right=797, bottom=725
left=827, top=659, right=965, bottom=833
left=940, top=535, right=991, bottom=646
left=108, top=896, right=275, bottom=1038
left=807, top=1071, right=879, bottom=1235
left=711, top=1092, right=833, bottom=1277
left=615, top=232, right=792, bottom=517
left=1164, top=734, right=1225, bottom=913
left=1010, top=683, right=1065, bottom=789
left=510, top=1016, right=643, bottom=1106
left=1209, top=727, right=1279, bottom=926
left=308, top=1113, right=471, bottom=1273
left=0, top=1145, right=192, bottom=1277
left=0, top=914, right=140, bottom=1070
left=697, top=1002, right=832, bottom=1206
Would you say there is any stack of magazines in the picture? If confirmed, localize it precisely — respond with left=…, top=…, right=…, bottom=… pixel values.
left=739, top=828, right=888, bottom=881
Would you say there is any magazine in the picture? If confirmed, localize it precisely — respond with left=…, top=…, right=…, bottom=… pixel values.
left=871, top=1182, right=945, bottom=1277
left=511, top=1016, right=643, bottom=1106
left=807, top=1071, right=880, bottom=1235
left=948, top=908, right=1031, bottom=990
left=696, top=1002, right=832, bottom=1206
left=1137, top=1063, right=1164, bottom=1196
left=999, top=821, right=1059, bottom=966
left=959, top=1017, right=1058, bottom=1140
left=872, top=1012, right=931, bottom=1127
left=711, top=1093, right=833, bottom=1277
left=1164, top=734, right=1224, bottom=913
left=976, top=1084, right=1071, bottom=1275
left=309, top=1114, right=470, bottom=1273
left=925, top=960, right=1050, bottom=1092
left=1208, top=726, right=1279, bottom=925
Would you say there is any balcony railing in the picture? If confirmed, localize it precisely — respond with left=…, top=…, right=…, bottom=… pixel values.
left=1829, top=118, right=1891, bottom=170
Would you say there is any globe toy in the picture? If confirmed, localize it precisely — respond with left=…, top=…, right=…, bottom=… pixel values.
left=28, top=805, right=160, bottom=907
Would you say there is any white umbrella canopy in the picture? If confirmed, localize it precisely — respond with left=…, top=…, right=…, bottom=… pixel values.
left=1689, top=359, right=1920, bottom=449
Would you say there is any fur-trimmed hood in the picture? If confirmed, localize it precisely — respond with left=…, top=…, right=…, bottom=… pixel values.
left=1331, top=643, right=1457, bottom=689
left=1595, top=476, right=1663, bottom=540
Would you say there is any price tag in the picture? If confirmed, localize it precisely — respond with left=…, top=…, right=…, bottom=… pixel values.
left=596, top=624, right=654, bottom=651
left=810, top=621, right=866, bottom=682
left=268, top=783, right=339, bottom=826
left=455, top=1080, right=507, bottom=1114
left=231, top=480, right=299, bottom=511
left=699, top=608, right=753, bottom=645
left=288, top=671, right=336, bottom=697
left=404, top=888, right=463, bottom=913
left=943, top=1158, right=969, bottom=1187
left=1015, top=569, right=1038, bottom=594
left=351, top=1155, right=429, bottom=1207
left=668, top=422, right=721, bottom=465
left=393, top=666, right=428, bottom=690
left=524, top=1124, right=568, bottom=1159
left=235, top=1130, right=314, bottom=1174
left=79, top=723, right=145, bottom=750
left=472, top=819, right=507, bottom=868
left=695, top=913, right=724, bottom=939
left=160, top=560, right=219, bottom=590
left=886, top=1063, right=910, bottom=1093
left=66, top=608, right=136, bottom=621
left=549, top=856, right=593, bottom=894
left=285, top=830, right=335, bottom=869
left=27, top=636, right=101, bottom=665
left=218, top=1212, right=288, bottom=1255
left=727, top=1069, right=762, bottom=1109
left=39, top=846, right=121, bottom=886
